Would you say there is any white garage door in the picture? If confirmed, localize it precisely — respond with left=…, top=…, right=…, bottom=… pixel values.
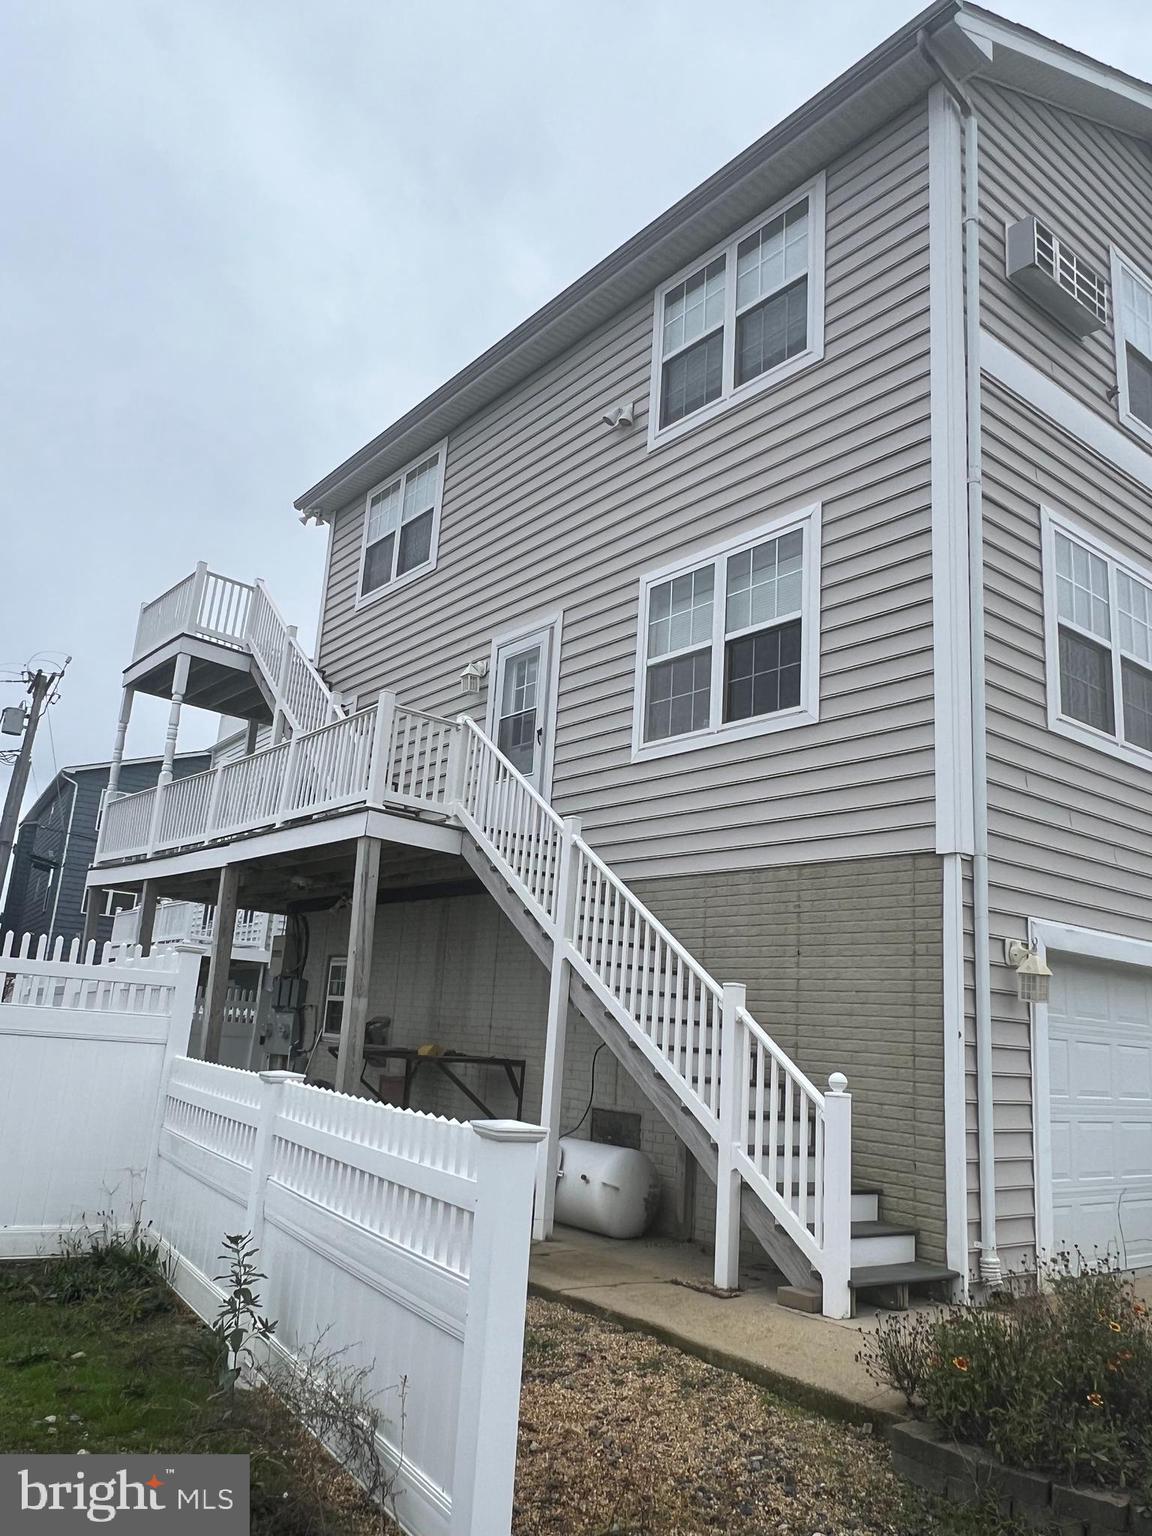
left=1049, top=957, right=1152, bottom=1269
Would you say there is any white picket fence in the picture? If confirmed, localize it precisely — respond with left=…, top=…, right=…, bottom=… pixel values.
left=191, top=983, right=262, bottom=1069
left=0, top=938, right=544, bottom=1536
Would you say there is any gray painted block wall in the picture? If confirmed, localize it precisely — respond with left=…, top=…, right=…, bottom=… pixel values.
left=301, top=848, right=946, bottom=1263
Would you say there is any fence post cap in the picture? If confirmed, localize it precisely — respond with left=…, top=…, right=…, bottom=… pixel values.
left=827, top=1071, right=849, bottom=1095
left=259, top=1070, right=306, bottom=1084
left=472, top=1119, right=548, bottom=1144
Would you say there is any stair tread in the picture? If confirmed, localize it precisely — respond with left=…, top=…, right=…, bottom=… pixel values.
left=851, top=1220, right=918, bottom=1238
left=848, top=1262, right=960, bottom=1289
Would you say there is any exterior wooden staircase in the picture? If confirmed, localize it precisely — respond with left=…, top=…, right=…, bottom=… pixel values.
left=101, top=572, right=957, bottom=1314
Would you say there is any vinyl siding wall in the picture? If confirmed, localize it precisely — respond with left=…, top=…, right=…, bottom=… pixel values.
left=976, top=82, right=1152, bottom=442
left=972, top=84, right=1152, bottom=1275
left=317, top=104, right=937, bottom=881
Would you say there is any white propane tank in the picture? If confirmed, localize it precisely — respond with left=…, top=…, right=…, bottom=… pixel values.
left=554, top=1136, right=661, bottom=1239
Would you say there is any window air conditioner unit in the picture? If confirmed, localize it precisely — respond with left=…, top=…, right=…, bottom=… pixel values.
left=1005, top=216, right=1108, bottom=337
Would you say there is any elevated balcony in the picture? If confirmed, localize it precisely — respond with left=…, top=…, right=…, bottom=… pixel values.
left=95, top=695, right=460, bottom=870
left=125, top=565, right=341, bottom=733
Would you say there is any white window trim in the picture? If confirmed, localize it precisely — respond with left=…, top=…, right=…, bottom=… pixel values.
left=1041, top=505, right=1152, bottom=771
left=355, top=438, right=448, bottom=610
left=646, top=173, right=827, bottom=451
left=483, top=608, right=564, bottom=800
left=630, top=504, right=821, bottom=764
left=1109, top=245, right=1152, bottom=451
left=322, top=953, right=348, bottom=1038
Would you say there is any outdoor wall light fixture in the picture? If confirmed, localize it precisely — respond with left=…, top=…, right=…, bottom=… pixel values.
left=459, top=659, right=490, bottom=695
left=1004, top=939, right=1052, bottom=1005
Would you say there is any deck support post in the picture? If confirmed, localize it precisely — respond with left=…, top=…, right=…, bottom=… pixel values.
left=105, top=687, right=135, bottom=799
left=136, top=880, right=159, bottom=957
left=202, top=864, right=240, bottom=1063
left=334, top=836, right=381, bottom=1096
left=534, top=815, right=582, bottom=1241
left=148, top=652, right=191, bottom=852
left=713, top=982, right=746, bottom=1291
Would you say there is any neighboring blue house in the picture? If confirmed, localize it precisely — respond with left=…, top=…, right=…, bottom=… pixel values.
left=1, top=753, right=210, bottom=950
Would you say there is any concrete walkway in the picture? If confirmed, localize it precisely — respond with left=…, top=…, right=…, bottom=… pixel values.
left=529, top=1226, right=908, bottom=1422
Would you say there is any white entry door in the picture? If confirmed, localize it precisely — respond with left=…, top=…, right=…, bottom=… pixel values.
left=489, top=623, right=556, bottom=795
left=1048, top=956, right=1152, bottom=1268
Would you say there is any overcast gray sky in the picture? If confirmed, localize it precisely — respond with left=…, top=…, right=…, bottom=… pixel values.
left=2, top=0, right=1150, bottom=806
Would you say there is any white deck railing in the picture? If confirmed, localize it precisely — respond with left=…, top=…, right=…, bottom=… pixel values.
left=94, top=688, right=853, bottom=1316
left=132, top=567, right=341, bottom=739
left=452, top=715, right=853, bottom=1316
left=96, top=698, right=444, bottom=862
left=110, top=901, right=283, bottom=955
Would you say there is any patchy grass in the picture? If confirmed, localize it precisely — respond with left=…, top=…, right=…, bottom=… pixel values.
left=514, top=1296, right=1033, bottom=1536
left=0, top=1264, right=392, bottom=1535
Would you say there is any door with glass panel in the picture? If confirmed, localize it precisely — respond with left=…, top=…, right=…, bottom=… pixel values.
left=490, top=625, right=555, bottom=795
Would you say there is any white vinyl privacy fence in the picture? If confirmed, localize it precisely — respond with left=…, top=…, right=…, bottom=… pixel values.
left=0, top=936, right=544, bottom=1536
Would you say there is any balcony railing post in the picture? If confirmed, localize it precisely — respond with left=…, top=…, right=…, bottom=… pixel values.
left=821, top=1072, right=853, bottom=1320
left=189, top=561, right=209, bottom=635
left=367, top=691, right=398, bottom=807
left=445, top=718, right=469, bottom=813
left=204, top=761, right=225, bottom=837
left=714, top=982, right=746, bottom=1292
left=271, top=624, right=297, bottom=743
left=274, top=734, right=301, bottom=825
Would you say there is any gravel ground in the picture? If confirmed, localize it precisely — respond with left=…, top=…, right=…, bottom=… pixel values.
left=513, top=1297, right=935, bottom=1536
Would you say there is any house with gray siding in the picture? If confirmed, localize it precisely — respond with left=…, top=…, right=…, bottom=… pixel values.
left=2, top=754, right=210, bottom=951
left=83, top=2, right=1152, bottom=1315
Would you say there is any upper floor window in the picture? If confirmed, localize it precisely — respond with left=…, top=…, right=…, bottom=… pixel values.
left=358, top=441, right=447, bottom=603
left=648, top=175, right=826, bottom=448
left=632, top=505, right=821, bottom=761
left=1042, top=509, right=1152, bottom=768
left=1110, top=248, right=1152, bottom=448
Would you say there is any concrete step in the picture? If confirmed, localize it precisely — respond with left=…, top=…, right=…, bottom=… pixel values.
left=850, top=1221, right=918, bottom=1268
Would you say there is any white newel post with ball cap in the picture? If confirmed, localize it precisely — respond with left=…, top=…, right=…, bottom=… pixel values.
left=821, top=1071, right=853, bottom=1320
left=713, top=982, right=747, bottom=1291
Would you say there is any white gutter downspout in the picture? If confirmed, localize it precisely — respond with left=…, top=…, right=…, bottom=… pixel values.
left=919, top=30, right=1002, bottom=1285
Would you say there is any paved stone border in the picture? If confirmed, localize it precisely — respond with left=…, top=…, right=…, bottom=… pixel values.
left=889, top=1419, right=1151, bottom=1534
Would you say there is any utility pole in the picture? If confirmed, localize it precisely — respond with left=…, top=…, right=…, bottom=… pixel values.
left=0, top=667, right=60, bottom=907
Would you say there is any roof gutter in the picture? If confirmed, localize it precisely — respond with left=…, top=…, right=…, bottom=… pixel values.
left=917, top=27, right=1002, bottom=1288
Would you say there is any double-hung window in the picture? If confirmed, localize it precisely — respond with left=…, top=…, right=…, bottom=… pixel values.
left=358, top=441, right=447, bottom=602
left=632, top=506, right=821, bottom=760
left=649, top=174, right=825, bottom=446
left=1043, top=509, right=1152, bottom=766
left=1110, top=248, right=1152, bottom=448
left=322, top=956, right=347, bottom=1036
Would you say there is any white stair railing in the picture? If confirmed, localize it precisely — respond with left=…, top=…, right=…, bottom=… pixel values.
left=246, top=580, right=342, bottom=736
left=451, top=714, right=853, bottom=1317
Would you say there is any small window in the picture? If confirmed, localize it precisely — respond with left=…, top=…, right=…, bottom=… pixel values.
left=323, top=956, right=347, bottom=1035
left=633, top=507, right=820, bottom=760
left=649, top=176, right=825, bottom=446
left=1043, top=510, right=1152, bottom=768
left=1111, top=248, right=1152, bottom=447
left=358, top=442, right=447, bottom=602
